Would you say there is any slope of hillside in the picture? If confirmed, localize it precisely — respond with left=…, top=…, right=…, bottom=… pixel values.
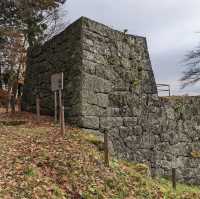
left=0, top=111, right=199, bottom=199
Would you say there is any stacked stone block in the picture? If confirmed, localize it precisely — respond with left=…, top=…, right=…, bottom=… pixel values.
left=22, top=17, right=200, bottom=184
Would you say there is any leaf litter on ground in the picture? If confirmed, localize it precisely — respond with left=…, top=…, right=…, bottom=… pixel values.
left=0, top=110, right=199, bottom=199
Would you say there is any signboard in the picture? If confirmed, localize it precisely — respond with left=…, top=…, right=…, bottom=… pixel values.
left=51, top=73, right=63, bottom=91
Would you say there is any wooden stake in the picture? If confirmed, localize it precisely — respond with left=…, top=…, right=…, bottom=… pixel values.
left=61, top=105, right=65, bottom=137
left=54, top=91, right=58, bottom=123
left=36, top=95, right=40, bottom=123
left=172, top=168, right=176, bottom=190
left=18, top=96, right=22, bottom=112
left=59, top=89, right=62, bottom=125
left=104, top=131, right=109, bottom=167
left=58, top=89, right=65, bottom=137
left=11, top=94, right=15, bottom=113
left=6, top=97, right=10, bottom=113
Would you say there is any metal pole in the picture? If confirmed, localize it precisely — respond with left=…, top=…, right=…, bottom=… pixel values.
left=169, top=85, right=171, bottom=96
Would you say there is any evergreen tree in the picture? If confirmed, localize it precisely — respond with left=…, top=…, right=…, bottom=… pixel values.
left=0, top=0, right=67, bottom=47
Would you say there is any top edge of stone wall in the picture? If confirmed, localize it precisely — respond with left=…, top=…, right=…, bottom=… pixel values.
left=79, top=16, right=146, bottom=39
left=29, top=16, right=149, bottom=58
left=160, top=95, right=200, bottom=106
left=160, top=95, right=200, bottom=101
left=29, top=17, right=83, bottom=57
left=49, top=16, right=147, bottom=43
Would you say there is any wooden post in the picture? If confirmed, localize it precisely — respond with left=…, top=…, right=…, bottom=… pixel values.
left=6, top=96, right=10, bottom=113
left=11, top=94, right=16, bottom=113
left=172, top=155, right=176, bottom=190
left=172, top=168, right=176, bottom=190
left=58, top=89, right=65, bottom=136
left=51, top=73, right=64, bottom=136
left=18, top=96, right=22, bottom=112
left=54, top=91, right=58, bottom=123
left=59, top=89, right=62, bottom=125
left=36, top=95, right=40, bottom=123
left=61, top=105, right=65, bottom=137
left=104, top=130, right=109, bottom=167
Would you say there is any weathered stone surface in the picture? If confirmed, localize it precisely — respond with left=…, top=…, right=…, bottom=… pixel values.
left=22, top=17, right=200, bottom=185
left=123, top=117, right=138, bottom=127
left=80, top=116, right=99, bottom=130
left=82, top=103, right=107, bottom=116
left=22, top=18, right=82, bottom=117
left=100, top=117, right=123, bottom=130
left=97, top=93, right=109, bottom=108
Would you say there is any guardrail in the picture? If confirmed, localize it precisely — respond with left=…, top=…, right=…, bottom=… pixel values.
left=157, top=84, right=171, bottom=96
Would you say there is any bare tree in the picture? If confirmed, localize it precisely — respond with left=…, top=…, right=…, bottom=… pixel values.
left=181, top=45, right=200, bottom=88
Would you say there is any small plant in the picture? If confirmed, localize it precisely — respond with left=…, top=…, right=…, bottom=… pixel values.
left=105, top=178, right=115, bottom=189
left=132, top=79, right=141, bottom=88
left=191, top=151, right=200, bottom=158
left=52, top=186, right=64, bottom=198
left=174, top=103, right=183, bottom=113
left=83, top=184, right=104, bottom=199
left=24, top=166, right=37, bottom=177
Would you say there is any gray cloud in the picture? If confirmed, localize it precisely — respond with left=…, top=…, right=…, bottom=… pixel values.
left=64, top=0, right=200, bottom=95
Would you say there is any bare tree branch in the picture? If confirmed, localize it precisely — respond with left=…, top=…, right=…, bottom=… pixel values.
left=181, top=43, right=200, bottom=88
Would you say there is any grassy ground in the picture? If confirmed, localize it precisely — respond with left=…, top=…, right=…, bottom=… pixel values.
left=0, top=110, right=200, bottom=199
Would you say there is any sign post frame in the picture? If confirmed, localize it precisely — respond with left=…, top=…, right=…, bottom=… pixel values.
left=51, top=72, right=65, bottom=136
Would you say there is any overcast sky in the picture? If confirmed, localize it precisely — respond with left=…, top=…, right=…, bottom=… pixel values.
left=63, top=0, right=200, bottom=95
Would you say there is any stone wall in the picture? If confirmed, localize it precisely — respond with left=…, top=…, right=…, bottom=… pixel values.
left=107, top=94, right=200, bottom=185
left=80, top=17, right=157, bottom=130
left=22, top=17, right=200, bottom=184
left=158, top=97, right=200, bottom=184
left=23, top=16, right=157, bottom=126
left=22, top=19, right=83, bottom=124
